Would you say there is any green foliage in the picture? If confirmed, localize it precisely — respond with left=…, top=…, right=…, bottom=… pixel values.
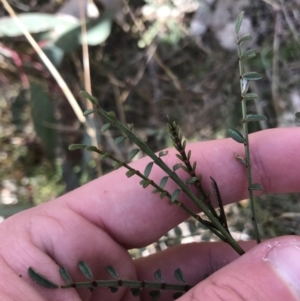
left=235, top=11, right=265, bottom=243
left=25, top=9, right=299, bottom=300
left=30, top=83, right=57, bottom=162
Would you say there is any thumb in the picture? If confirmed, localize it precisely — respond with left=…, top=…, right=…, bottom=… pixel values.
left=181, top=236, right=300, bottom=301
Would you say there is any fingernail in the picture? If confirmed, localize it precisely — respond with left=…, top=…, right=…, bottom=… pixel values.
left=266, top=241, right=300, bottom=299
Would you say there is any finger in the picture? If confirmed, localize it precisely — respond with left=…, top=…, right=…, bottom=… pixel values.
left=133, top=240, right=257, bottom=301
left=62, top=128, right=300, bottom=247
left=0, top=207, right=136, bottom=301
left=180, top=236, right=300, bottom=301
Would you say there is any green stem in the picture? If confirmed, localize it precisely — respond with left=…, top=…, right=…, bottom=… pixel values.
left=237, top=38, right=261, bottom=244
left=61, top=279, right=192, bottom=291
left=96, top=107, right=245, bottom=255
left=89, top=147, right=230, bottom=241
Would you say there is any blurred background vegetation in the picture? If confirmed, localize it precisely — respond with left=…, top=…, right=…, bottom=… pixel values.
left=0, top=0, right=300, bottom=252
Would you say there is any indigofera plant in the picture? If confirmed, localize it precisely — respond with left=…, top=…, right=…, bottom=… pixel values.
left=28, top=12, right=272, bottom=299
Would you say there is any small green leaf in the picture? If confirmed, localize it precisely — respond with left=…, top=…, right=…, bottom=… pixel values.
left=128, top=149, right=140, bottom=160
left=159, top=176, right=168, bottom=189
left=248, top=183, right=263, bottom=190
left=181, top=165, right=189, bottom=173
left=171, top=189, right=181, bottom=203
left=107, top=111, right=116, bottom=119
left=149, top=290, right=161, bottom=301
left=130, top=288, right=142, bottom=296
left=140, top=179, right=151, bottom=188
left=237, top=33, right=252, bottom=44
left=28, top=267, right=58, bottom=289
left=158, top=150, right=168, bottom=157
left=127, top=123, right=134, bottom=131
left=126, top=170, right=136, bottom=178
left=187, top=150, right=191, bottom=160
left=228, top=128, right=245, bottom=144
left=85, top=146, right=98, bottom=152
left=101, top=153, right=110, bottom=159
left=115, top=136, right=126, bottom=145
left=106, top=265, right=119, bottom=279
left=80, top=90, right=98, bottom=105
left=244, top=114, right=267, bottom=122
left=152, top=189, right=160, bottom=194
left=59, top=267, right=73, bottom=284
left=78, top=261, right=93, bottom=280
left=175, top=154, right=183, bottom=161
left=83, top=109, right=95, bottom=116
left=210, top=177, right=227, bottom=229
left=242, top=71, right=262, bottom=81
left=235, top=11, right=244, bottom=34
left=113, top=162, right=123, bottom=170
left=173, top=292, right=184, bottom=299
left=243, top=93, right=258, bottom=101
left=192, top=161, right=197, bottom=171
left=68, top=144, right=87, bottom=150
left=109, top=286, right=118, bottom=293
left=173, top=163, right=182, bottom=171
left=182, top=140, right=186, bottom=149
left=160, top=191, right=167, bottom=199
left=144, top=162, right=154, bottom=177
left=240, top=49, right=257, bottom=60
left=186, top=177, right=197, bottom=184
left=174, top=268, right=185, bottom=283
left=101, top=123, right=111, bottom=132
left=154, top=269, right=163, bottom=282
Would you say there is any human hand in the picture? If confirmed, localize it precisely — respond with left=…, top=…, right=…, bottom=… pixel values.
left=0, top=128, right=299, bottom=301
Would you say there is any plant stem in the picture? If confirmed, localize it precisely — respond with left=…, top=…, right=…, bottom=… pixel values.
left=96, top=106, right=245, bottom=255
left=237, top=39, right=261, bottom=244
left=61, top=279, right=192, bottom=291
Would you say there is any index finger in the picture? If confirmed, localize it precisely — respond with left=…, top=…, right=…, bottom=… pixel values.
left=62, top=127, right=300, bottom=248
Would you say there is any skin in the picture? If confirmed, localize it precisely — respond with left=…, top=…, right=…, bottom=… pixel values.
left=0, top=128, right=299, bottom=301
